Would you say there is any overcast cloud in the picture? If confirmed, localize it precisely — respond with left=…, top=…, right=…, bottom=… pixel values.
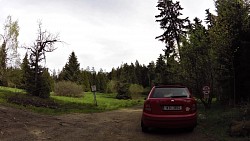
left=0, top=0, right=215, bottom=72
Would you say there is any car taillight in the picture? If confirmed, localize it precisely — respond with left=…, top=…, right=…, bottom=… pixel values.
left=144, top=101, right=151, bottom=112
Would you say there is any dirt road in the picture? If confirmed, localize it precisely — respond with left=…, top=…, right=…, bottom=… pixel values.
left=0, top=105, right=212, bottom=141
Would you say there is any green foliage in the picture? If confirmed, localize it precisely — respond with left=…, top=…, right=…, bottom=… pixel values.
left=110, top=60, right=151, bottom=88
left=20, top=53, right=30, bottom=89
left=25, top=68, right=52, bottom=99
left=0, top=41, right=7, bottom=86
left=7, top=94, right=58, bottom=108
left=128, top=84, right=144, bottom=99
left=39, top=70, right=52, bottom=98
left=155, top=0, right=189, bottom=58
left=0, top=86, right=143, bottom=114
left=58, top=51, right=81, bottom=83
left=24, top=69, right=52, bottom=99
left=180, top=17, right=214, bottom=108
left=211, top=0, right=250, bottom=104
left=79, top=70, right=91, bottom=92
left=51, top=92, right=143, bottom=114
left=116, top=82, right=131, bottom=99
left=106, top=80, right=118, bottom=93
left=54, top=81, right=84, bottom=97
left=142, top=87, right=151, bottom=96
left=96, top=71, right=108, bottom=93
left=6, top=68, right=22, bottom=88
left=197, top=101, right=242, bottom=140
left=119, top=63, right=137, bottom=84
left=155, top=54, right=167, bottom=84
left=147, top=61, right=155, bottom=86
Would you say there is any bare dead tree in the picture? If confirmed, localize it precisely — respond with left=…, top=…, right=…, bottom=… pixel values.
left=24, top=21, right=62, bottom=98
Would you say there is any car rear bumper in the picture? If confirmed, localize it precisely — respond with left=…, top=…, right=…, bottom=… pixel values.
left=141, top=112, right=197, bottom=128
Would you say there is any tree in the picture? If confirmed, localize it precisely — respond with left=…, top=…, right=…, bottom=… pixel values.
left=59, top=51, right=81, bottom=83
left=155, top=0, right=189, bottom=58
left=79, top=70, right=91, bottom=92
left=119, top=63, right=135, bottom=84
left=25, top=22, right=60, bottom=98
left=140, top=65, right=150, bottom=87
left=0, top=16, right=20, bottom=86
left=147, top=61, right=156, bottom=87
left=211, top=0, right=250, bottom=104
left=205, top=9, right=216, bottom=29
left=6, top=67, right=22, bottom=88
left=20, top=53, right=31, bottom=89
left=3, top=16, right=20, bottom=68
left=0, top=36, right=7, bottom=86
left=180, top=17, right=213, bottom=109
left=96, top=70, right=108, bottom=93
left=155, top=54, right=167, bottom=84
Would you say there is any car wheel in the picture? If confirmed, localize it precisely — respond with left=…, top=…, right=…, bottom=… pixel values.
left=141, top=121, right=148, bottom=133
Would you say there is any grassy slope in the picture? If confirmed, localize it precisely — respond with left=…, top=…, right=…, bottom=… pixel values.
left=0, top=86, right=143, bottom=115
left=51, top=92, right=143, bottom=114
left=197, top=101, right=246, bottom=141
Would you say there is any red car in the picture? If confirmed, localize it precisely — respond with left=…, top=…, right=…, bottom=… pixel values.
left=141, top=85, right=197, bottom=132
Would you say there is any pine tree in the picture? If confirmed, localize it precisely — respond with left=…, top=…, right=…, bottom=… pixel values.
left=0, top=39, right=7, bottom=86
left=155, top=54, right=167, bottom=84
left=147, top=61, right=156, bottom=87
left=96, top=70, right=108, bottom=93
left=60, top=51, right=81, bottom=83
left=155, top=0, right=189, bottom=58
left=20, top=53, right=30, bottom=89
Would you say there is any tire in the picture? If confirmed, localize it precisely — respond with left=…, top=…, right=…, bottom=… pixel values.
left=141, top=121, right=149, bottom=133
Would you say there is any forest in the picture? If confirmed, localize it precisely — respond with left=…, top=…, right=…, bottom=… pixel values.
left=0, top=0, right=250, bottom=110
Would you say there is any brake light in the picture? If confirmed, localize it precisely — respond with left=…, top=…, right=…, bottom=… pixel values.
left=144, top=101, right=151, bottom=112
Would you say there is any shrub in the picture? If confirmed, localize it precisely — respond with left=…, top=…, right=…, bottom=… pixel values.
left=116, top=82, right=131, bottom=99
left=129, top=84, right=144, bottom=99
left=8, top=94, right=59, bottom=109
left=38, top=73, right=51, bottom=98
left=107, top=80, right=118, bottom=93
left=142, top=87, right=151, bottom=96
left=54, top=81, right=83, bottom=97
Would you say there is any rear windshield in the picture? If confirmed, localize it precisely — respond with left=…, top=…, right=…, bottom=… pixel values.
left=151, top=87, right=190, bottom=98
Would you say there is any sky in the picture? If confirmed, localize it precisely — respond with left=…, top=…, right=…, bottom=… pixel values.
left=0, top=0, right=215, bottom=73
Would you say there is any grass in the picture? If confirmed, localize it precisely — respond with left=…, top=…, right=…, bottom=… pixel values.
left=0, top=86, right=144, bottom=115
left=197, top=100, right=246, bottom=141
left=51, top=92, right=143, bottom=113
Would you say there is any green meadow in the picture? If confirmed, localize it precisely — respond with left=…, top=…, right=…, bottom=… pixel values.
left=0, top=86, right=144, bottom=115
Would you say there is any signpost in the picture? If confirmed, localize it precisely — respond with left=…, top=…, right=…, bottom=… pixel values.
left=91, top=85, right=97, bottom=106
left=202, top=85, right=210, bottom=99
left=90, top=70, right=97, bottom=106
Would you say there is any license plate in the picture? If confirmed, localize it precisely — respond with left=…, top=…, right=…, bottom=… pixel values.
left=163, top=106, right=182, bottom=111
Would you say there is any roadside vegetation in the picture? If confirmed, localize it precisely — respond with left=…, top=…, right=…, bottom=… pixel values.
left=0, top=86, right=143, bottom=115
left=197, top=99, right=250, bottom=141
